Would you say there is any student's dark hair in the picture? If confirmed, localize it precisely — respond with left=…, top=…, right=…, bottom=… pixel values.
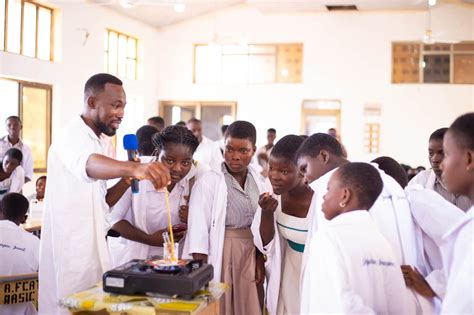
left=271, top=135, right=306, bottom=163
left=147, top=116, right=165, bottom=126
left=136, top=125, right=159, bottom=156
left=1, top=193, right=29, bottom=221
left=221, top=125, right=229, bottom=135
left=5, top=116, right=22, bottom=124
left=187, top=118, right=201, bottom=124
left=337, top=162, right=383, bottom=210
left=225, top=121, right=257, bottom=146
left=448, top=113, right=474, bottom=151
left=267, top=128, right=276, bottom=134
left=429, top=128, right=448, bottom=142
left=296, top=133, right=344, bottom=159
left=400, top=163, right=411, bottom=174
left=372, top=156, right=408, bottom=188
left=176, top=121, right=186, bottom=127
left=36, top=175, right=47, bottom=185
left=3, top=148, right=23, bottom=163
left=84, top=73, right=122, bottom=101
left=152, top=125, right=200, bottom=155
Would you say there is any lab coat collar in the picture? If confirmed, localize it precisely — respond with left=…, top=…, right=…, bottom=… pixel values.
left=327, top=210, right=373, bottom=227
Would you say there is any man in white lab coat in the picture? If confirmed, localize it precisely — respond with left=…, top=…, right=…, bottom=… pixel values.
left=0, top=193, right=39, bottom=315
left=296, top=133, right=432, bottom=313
left=38, top=73, right=170, bottom=314
left=186, top=118, right=223, bottom=171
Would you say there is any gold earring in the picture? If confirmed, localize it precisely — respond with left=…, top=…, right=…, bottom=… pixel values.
left=339, top=202, right=346, bottom=208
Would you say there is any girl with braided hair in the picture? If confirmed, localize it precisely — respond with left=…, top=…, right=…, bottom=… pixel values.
left=107, top=125, right=208, bottom=267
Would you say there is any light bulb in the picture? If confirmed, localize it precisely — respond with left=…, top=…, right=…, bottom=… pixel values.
left=428, top=0, right=437, bottom=6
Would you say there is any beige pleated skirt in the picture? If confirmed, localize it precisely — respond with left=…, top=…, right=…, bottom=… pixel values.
left=221, top=228, right=262, bottom=315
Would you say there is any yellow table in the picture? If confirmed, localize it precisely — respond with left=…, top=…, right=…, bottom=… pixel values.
left=59, top=283, right=226, bottom=315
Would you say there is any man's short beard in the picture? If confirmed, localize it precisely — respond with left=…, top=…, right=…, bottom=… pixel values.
left=94, top=117, right=116, bottom=137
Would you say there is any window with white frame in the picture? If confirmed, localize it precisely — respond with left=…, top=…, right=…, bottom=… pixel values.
left=104, top=29, right=138, bottom=80
left=194, top=43, right=303, bottom=84
left=392, top=41, right=474, bottom=84
left=0, top=0, right=53, bottom=60
left=0, top=78, right=52, bottom=171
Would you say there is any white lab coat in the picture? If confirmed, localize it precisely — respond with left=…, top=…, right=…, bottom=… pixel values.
left=300, top=169, right=337, bottom=282
left=409, top=169, right=471, bottom=212
left=251, top=194, right=316, bottom=315
left=409, top=169, right=438, bottom=190
left=216, top=138, right=225, bottom=154
left=107, top=163, right=205, bottom=267
left=301, top=210, right=408, bottom=314
left=440, top=207, right=474, bottom=314
left=184, top=163, right=270, bottom=282
left=301, top=165, right=433, bottom=314
left=27, top=199, right=44, bottom=220
left=0, top=165, right=25, bottom=200
left=38, top=116, right=110, bottom=315
left=405, top=185, right=464, bottom=301
left=193, top=136, right=223, bottom=172
left=0, top=220, right=39, bottom=315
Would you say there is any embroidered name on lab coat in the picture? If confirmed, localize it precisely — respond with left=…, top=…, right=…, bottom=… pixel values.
left=363, top=258, right=395, bottom=267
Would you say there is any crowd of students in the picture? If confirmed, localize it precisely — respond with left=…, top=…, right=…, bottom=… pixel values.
left=0, top=72, right=472, bottom=315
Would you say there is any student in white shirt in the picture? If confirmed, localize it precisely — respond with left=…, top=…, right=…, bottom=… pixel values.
left=303, top=162, right=407, bottom=314
left=38, top=74, right=171, bottom=315
left=186, top=118, right=223, bottom=171
left=26, top=176, right=47, bottom=220
left=372, top=156, right=457, bottom=307
left=0, top=193, right=39, bottom=315
left=438, top=113, right=474, bottom=314
left=108, top=125, right=202, bottom=267
left=256, top=128, right=276, bottom=159
left=0, top=116, right=33, bottom=183
left=405, top=185, right=463, bottom=309
left=409, top=127, right=471, bottom=211
left=255, top=128, right=276, bottom=178
left=0, top=148, right=25, bottom=200
left=297, top=133, right=431, bottom=314
left=252, top=135, right=313, bottom=315
left=27, top=176, right=46, bottom=202
left=186, top=121, right=269, bottom=315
